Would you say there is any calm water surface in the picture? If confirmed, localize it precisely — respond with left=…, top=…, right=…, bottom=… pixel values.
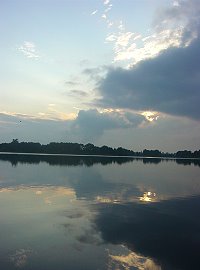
left=0, top=154, right=200, bottom=270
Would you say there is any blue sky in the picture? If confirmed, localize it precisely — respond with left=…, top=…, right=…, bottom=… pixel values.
left=0, top=0, right=200, bottom=151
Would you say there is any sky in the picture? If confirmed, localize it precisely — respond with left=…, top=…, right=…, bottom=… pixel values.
left=0, top=0, right=200, bottom=152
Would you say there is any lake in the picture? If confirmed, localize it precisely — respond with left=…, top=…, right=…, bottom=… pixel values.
left=0, top=154, right=200, bottom=270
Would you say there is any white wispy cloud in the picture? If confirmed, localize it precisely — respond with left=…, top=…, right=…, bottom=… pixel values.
left=107, top=21, right=113, bottom=28
left=115, top=32, right=134, bottom=47
left=173, top=1, right=180, bottom=7
left=38, top=104, right=76, bottom=121
left=118, top=20, right=125, bottom=31
left=104, top=0, right=110, bottom=5
left=110, top=28, right=187, bottom=64
left=18, top=41, right=40, bottom=59
left=105, top=6, right=112, bottom=13
left=100, top=0, right=113, bottom=27
left=91, top=10, right=98, bottom=16
left=104, top=0, right=199, bottom=66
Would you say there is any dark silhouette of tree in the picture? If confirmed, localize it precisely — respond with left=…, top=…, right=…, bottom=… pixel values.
left=0, top=140, right=199, bottom=159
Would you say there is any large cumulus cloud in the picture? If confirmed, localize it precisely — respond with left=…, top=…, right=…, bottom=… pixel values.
left=68, top=109, right=145, bottom=141
left=0, top=110, right=145, bottom=143
left=96, top=36, right=200, bottom=120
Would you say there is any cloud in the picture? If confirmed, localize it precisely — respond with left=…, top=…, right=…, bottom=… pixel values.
left=0, top=112, right=69, bottom=143
left=91, top=10, right=98, bottom=16
left=67, top=109, right=145, bottom=141
left=104, top=0, right=110, bottom=5
left=40, top=104, right=76, bottom=121
left=96, top=36, right=200, bottom=120
left=111, top=28, right=185, bottom=65
left=68, top=89, right=89, bottom=97
left=109, top=251, right=161, bottom=270
left=152, top=0, right=200, bottom=34
left=83, top=66, right=108, bottom=81
left=9, top=249, right=32, bottom=268
left=105, top=0, right=200, bottom=66
left=18, top=41, right=40, bottom=59
left=99, top=0, right=113, bottom=28
left=65, top=81, right=79, bottom=86
left=0, top=112, right=36, bottom=124
left=94, top=196, right=200, bottom=270
left=76, top=226, right=102, bottom=245
left=106, top=32, right=134, bottom=48
left=0, top=109, right=145, bottom=144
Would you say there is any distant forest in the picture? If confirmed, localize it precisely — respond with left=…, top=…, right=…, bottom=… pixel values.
left=0, top=139, right=199, bottom=158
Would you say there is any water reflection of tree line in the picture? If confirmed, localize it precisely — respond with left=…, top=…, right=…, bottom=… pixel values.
left=0, top=154, right=133, bottom=167
left=0, top=154, right=199, bottom=167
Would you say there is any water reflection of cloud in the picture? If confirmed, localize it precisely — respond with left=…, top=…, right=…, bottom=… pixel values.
left=95, top=190, right=158, bottom=204
left=0, top=186, right=76, bottom=206
left=1, top=156, right=200, bottom=203
left=41, top=187, right=75, bottom=205
left=94, top=196, right=200, bottom=270
left=35, top=190, right=42, bottom=195
left=0, top=188, right=12, bottom=193
left=9, top=249, right=32, bottom=268
left=0, top=184, right=117, bottom=270
left=108, top=250, right=161, bottom=270
left=64, top=211, right=85, bottom=219
left=96, top=196, right=120, bottom=204
left=62, top=209, right=102, bottom=246
left=139, top=191, right=157, bottom=202
left=76, top=226, right=102, bottom=245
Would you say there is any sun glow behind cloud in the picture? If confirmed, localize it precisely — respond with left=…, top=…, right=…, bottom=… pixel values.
left=141, top=111, right=159, bottom=122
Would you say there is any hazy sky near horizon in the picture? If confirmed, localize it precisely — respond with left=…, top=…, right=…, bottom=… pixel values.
left=1, top=0, right=200, bottom=152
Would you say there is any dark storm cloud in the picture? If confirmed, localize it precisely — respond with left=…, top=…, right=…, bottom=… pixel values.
left=68, top=109, right=145, bottom=141
left=97, top=37, right=200, bottom=120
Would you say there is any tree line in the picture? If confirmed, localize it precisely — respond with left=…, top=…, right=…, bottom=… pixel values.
left=0, top=139, right=199, bottom=158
